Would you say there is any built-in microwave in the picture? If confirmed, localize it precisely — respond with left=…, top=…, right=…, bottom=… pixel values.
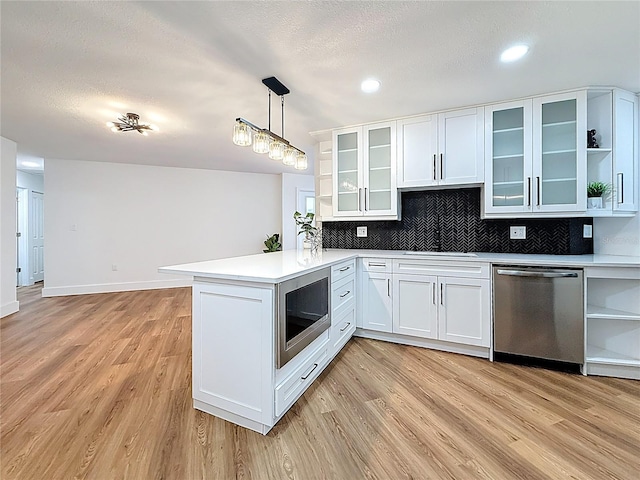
left=276, top=267, right=330, bottom=368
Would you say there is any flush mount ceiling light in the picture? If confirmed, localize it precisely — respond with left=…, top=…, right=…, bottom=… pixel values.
left=106, top=113, right=158, bottom=136
left=500, top=44, right=529, bottom=63
left=233, top=76, right=307, bottom=170
left=361, top=78, right=381, bottom=93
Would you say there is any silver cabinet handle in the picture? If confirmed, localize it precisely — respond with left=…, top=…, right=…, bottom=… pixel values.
left=440, top=283, right=444, bottom=305
left=339, top=266, right=350, bottom=272
left=432, top=282, right=436, bottom=305
left=340, top=322, right=351, bottom=332
left=358, top=188, right=362, bottom=211
left=433, top=154, right=437, bottom=180
left=387, top=278, right=390, bottom=297
left=527, top=177, right=531, bottom=207
left=440, top=153, right=443, bottom=180
left=497, top=269, right=578, bottom=278
left=536, top=177, right=541, bottom=207
left=364, top=187, right=368, bottom=211
left=368, top=262, right=386, bottom=267
left=301, top=363, right=318, bottom=380
left=340, top=290, right=351, bottom=298
left=617, top=173, right=624, bottom=204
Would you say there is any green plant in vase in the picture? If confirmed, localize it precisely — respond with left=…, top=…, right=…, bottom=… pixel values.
left=293, top=211, right=319, bottom=249
left=263, top=233, right=282, bottom=253
left=586, top=181, right=611, bottom=209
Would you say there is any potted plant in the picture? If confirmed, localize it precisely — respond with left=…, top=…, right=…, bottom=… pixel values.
left=293, top=211, right=318, bottom=249
left=586, top=181, right=611, bottom=209
left=263, top=233, right=282, bottom=253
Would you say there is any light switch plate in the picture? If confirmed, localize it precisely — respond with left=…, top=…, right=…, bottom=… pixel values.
left=510, top=226, right=526, bottom=240
left=583, top=224, right=593, bottom=238
left=356, top=226, right=367, bottom=237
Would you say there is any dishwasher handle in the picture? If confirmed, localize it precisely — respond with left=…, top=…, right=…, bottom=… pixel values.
left=496, top=269, right=578, bottom=279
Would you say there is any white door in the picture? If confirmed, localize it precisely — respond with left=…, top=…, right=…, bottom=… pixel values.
left=439, top=107, right=485, bottom=185
left=363, top=122, right=397, bottom=216
left=612, top=90, right=638, bottom=212
left=333, top=127, right=363, bottom=217
left=30, top=191, right=44, bottom=283
left=438, top=277, right=490, bottom=347
left=361, top=272, right=392, bottom=332
left=16, top=188, right=29, bottom=286
left=397, top=115, right=438, bottom=187
left=393, top=274, right=438, bottom=339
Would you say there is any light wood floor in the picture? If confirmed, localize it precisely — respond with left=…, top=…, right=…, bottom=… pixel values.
left=1, top=286, right=639, bottom=480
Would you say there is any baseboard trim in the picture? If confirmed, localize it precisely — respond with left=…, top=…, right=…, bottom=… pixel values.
left=41, top=279, right=192, bottom=297
left=1, top=301, right=20, bottom=318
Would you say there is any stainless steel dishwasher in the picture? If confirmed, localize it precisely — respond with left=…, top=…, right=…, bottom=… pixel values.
left=493, top=265, right=584, bottom=365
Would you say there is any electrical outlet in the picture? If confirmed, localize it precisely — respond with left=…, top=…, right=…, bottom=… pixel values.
left=583, top=224, right=593, bottom=238
left=356, top=226, right=367, bottom=237
left=510, top=226, right=526, bottom=240
left=112, top=264, right=118, bottom=271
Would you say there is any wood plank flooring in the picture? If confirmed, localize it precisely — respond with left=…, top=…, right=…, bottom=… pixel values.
left=1, top=285, right=639, bottom=479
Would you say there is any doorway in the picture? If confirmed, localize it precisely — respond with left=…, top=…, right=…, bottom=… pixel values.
left=296, top=188, right=315, bottom=250
left=16, top=188, right=28, bottom=286
left=15, top=186, right=44, bottom=287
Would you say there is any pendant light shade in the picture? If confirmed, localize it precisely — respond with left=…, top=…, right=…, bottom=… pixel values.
left=294, top=153, right=308, bottom=170
left=253, top=131, right=270, bottom=154
left=232, top=77, right=307, bottom=169
left=269, top=140, right=285, bottom=160
left=282, top=146, right=297, bottom=166
left=232, top=121, right=252, bottom=146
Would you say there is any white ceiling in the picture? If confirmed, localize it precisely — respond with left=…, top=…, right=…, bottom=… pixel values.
left=2, top=1, right=639, bottom=176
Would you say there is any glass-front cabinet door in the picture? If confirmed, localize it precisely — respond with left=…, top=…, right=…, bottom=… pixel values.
left=363, top=122, right=397, bottom=216
left=484, top=100, right=533, bottom=214
left=332, top=122, right=397, bottom=218
left=533, top=91, right=586, bottom=212
left=332, top=127, right=363, bottom=217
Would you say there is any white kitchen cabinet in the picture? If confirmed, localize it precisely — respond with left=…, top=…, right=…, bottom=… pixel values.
left=392, top=271, right=490, bottom=347
left=393, top=274, right=438, bottom=338
left=484, top=90, right=587, bottom=216
left=330, top=259, right=357, bottom=356
left=584, top=267, right=640, bottom=380
left=332, top=122, right=398, bottom=219
left=438, top=277, right=490, bottom=347
left=397, top=107, right=484, bottom=188
left=359, top=258, right=393, bottom=332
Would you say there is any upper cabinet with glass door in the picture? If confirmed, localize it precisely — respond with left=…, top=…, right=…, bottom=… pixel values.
left=533, top=91, right=586, bottom=213
left=332, top=122, right=398, bottom=219
left=484, top=91, right=586, bottom=216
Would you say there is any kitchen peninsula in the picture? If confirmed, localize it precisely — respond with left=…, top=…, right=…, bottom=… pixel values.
left=161, top=249, right=640, bottom=433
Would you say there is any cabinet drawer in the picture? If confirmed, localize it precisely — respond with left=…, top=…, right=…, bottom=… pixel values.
left=332, top=275, right=355, bottom=312
left=332, top=306, right=356, bottom=351
left=393, top=260, right=490, bottom=279
left=275, top=344, right=328, bottom=417
left=361, top=258, right=392, bottom=273
left=331, top=259, right=356, bottom=283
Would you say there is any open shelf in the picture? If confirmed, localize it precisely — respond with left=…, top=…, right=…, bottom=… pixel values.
left=587, top=148, right=612, bottom=154
left=587, top=304, right=640, bottom=321
left=586, top=346, right=640, bottom=366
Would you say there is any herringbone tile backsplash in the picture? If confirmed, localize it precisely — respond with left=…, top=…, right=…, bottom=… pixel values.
left=321, top=188, right=593, bottom=255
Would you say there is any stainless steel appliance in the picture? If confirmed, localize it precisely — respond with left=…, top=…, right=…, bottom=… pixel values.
left=276, top=267, right=330, bottom=368
left=493, top=265, right=584, bottom=365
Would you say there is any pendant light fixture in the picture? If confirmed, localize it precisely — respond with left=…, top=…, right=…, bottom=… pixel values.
left=106, top=113, right=158, bottom=135
left=233, top=77, right=307, bottom=170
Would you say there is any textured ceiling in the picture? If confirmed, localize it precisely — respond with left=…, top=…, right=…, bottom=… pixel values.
left=2, top=1, right=639, bottom=175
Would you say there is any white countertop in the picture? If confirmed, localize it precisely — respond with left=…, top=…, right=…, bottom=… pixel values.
left=159, top=249, right=640, bottom=284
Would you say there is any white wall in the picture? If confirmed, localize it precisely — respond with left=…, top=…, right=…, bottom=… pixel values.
left=43, top=159, right=281, bottom=296
left=281, top=173, right=315, bottom=250
left=1, top=137, right=19, bottom=317
left=17, top=170, right=44, bottom=193
left=594, top=215, right=640, bottom=257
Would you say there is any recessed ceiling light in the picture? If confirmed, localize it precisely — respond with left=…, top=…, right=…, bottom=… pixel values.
left=361, top=78, right=381, bottom=93
left=500, top=45, right=529, bottom=63
left=21, top=161, right=40, bottom=168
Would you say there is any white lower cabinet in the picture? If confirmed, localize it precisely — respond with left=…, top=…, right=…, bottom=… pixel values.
left=331, top=259, right=357, bottom=356
left=393, top=273, right=490, bottom=347
left=359, top=258, right=491, bottom=350
left=359, top=258, right=393, bottom=332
